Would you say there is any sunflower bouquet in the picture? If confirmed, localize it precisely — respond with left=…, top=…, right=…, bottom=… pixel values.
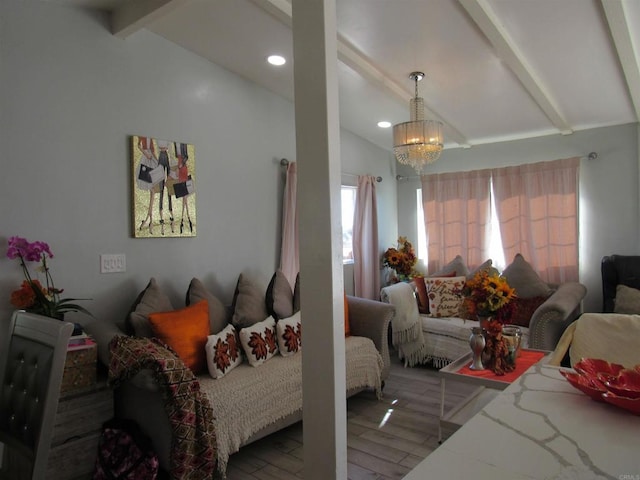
left=382, top=236, right=418, bottom=279
left=461, top=270, right=516, bottom=323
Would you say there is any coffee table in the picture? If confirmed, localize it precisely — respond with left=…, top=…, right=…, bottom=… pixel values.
left=438, top=348, right=548, bottom=442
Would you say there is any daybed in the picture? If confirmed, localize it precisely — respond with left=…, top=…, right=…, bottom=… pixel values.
left=86, top=275, right=394, bottom=477
left=380, top=254, right=587, bottom=367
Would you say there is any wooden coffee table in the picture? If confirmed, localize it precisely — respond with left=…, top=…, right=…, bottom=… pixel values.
left=438, top=348, right=549, bottom=442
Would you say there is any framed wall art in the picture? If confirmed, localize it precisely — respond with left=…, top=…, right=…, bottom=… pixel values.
left=131, top=135, right=196, bottom=238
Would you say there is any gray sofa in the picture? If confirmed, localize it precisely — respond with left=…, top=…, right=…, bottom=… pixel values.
left=382, top=280, right=586, bottom=368
left=526, top=282, right=587, bottom=351
left=85, top=295, right=394, bottom=475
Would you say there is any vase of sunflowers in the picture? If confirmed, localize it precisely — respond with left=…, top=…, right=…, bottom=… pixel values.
left=382, top=236, right=418, bottom=283
left=462, top=270, right=517, bottom=375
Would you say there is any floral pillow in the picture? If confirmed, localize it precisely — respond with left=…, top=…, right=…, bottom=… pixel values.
left=425, top=276, right=466, bottom=318
left=239, top=316, right=279, bottom=367
left=205, top=323, right=243, bottom=379
left=276, top=311, right=302, bottom=356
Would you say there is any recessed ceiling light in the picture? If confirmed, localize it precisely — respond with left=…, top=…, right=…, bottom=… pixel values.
left=377, top=121, right=392, bottom=128
left=267, top=55, right=286, bottom=66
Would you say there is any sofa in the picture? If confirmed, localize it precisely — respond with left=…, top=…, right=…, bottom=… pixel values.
left=380, top=254, right=587, bottom=367
left=85, top=275, right=394, bottom=477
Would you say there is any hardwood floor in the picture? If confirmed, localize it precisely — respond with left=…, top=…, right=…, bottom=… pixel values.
left=218, top=354, right=476, bottom=479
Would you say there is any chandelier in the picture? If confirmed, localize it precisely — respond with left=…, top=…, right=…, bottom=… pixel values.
left=393, top=72, right=443, bottom=174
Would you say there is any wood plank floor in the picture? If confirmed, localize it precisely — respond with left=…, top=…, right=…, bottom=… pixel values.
left=217, top=353, right=476, bottom=480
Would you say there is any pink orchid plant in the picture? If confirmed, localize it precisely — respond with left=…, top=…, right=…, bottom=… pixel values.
left=7, top=236, right=92, bottom=318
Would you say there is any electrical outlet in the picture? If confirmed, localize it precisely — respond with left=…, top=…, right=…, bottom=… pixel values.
left=100, top=254, right=126, bottom=273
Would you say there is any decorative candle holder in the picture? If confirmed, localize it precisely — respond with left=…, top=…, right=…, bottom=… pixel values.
left=502, top=324, right=522, bottom=366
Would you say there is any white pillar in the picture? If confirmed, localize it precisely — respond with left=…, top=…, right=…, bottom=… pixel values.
left=291, top=0, right=347, bottom=479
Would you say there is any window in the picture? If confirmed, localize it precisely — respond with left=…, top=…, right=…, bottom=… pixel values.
left=417, top=183, right=506, bottom=270
left=417, top=157, right=579, bottom=283
left=341, top=186, right=357, bottom=263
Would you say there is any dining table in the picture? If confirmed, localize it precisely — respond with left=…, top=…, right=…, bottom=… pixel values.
left=404, top=362, right=640, bottom=479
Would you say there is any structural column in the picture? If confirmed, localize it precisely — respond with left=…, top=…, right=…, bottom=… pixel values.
left=292, top=0, right=347, bottom=478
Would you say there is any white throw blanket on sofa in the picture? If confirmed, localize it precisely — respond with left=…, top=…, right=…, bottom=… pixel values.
left=198, top=336, right=383, bottom=475
left=380, top=282, right=428, bottom=367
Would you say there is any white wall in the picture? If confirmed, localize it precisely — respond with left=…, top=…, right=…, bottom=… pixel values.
left=397, top=123, right=639, bottom=312
left=0, top=1, right=396, bottom=327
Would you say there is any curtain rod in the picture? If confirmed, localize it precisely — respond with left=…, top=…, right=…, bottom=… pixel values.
left=280, top=158, right=382, bottom=182
left=395, top=152, right=598, bottom=181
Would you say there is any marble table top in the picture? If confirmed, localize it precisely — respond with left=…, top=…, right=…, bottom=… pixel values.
left=405, top=363, right=640, bottom=479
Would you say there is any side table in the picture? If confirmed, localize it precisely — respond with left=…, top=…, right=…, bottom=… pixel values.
left=47, top=377, right=113, bottom=480
left=438, top=349, right=548, bottom=442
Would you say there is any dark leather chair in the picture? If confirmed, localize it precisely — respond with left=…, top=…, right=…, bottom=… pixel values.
left=0, top=311, right=73, bottom=479
left=601, top=255, right=640, bottom=312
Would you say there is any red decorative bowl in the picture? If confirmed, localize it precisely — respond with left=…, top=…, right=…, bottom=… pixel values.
left=573, top=358, right=625, bottom=380
left=601, top=369, right=640, bottom=399
left=560, top=369, right=607, bottom=402
left=602, top=391, right=640, bottom=415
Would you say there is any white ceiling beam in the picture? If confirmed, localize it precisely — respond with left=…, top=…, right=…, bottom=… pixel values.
left=251, top=0, right=471, bottom=147
left=336, top=36, right=470, bottom=147
left=459, top=0, right=573, bottom=135
left=602, top=0, right=640, bottom=121
left=111, top=0, right=190, bottom=39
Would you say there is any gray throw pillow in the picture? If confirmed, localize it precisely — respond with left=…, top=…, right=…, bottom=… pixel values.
left=128, top=278, right=174, bottom=337
left=293, top=273, right=300, bottom=313
left=187, top=277, right=229, bottom=334
left=614, top=284, right=640, bottom=314
left=231, top=274, right=268, bottom=329
left=431, top=254, right=470, bottom=277
left=502, top=254, right=553, bottom=299
left=266, top=270, right=294, bottom=320
left=467, top=259, right=496, bottom=279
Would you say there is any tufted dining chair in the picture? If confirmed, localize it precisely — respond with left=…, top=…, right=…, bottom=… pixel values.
left=0, top=311, right=73, bottom=480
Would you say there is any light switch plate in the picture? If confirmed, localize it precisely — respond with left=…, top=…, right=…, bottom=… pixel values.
left=100, top=254, right=126, bottom=273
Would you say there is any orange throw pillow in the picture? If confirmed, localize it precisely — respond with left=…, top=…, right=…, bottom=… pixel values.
left=344, top=293, right=351, bottom=337
left=148, top=300, right=210, bottom=374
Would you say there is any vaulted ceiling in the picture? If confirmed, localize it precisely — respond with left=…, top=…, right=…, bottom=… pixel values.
left=50, top=0, right=640, bottom=153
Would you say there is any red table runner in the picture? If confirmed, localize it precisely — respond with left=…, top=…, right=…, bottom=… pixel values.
left=457, top=350, right=546, bottom=384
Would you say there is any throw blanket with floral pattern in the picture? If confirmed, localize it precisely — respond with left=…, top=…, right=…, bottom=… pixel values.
left=108, top=335, right=216, bottom=480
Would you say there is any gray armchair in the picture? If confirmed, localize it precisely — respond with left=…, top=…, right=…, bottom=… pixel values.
left=0, top=311, right=74, bottom=480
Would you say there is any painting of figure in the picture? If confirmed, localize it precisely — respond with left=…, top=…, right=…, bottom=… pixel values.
left=132, top=135, right=196, bottom=238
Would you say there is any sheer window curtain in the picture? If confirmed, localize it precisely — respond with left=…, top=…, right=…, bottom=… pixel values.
left=279, top=161, right=299, bottom=290
left=353, top=175, right=380, bottom=299
left=492, top=157, right=580, bottom=283
left=421, top=169, right=492, bottom=273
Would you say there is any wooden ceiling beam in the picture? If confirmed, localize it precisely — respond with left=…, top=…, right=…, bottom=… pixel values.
left=459, top=0, right=573, bottom=135
left=602, top=0, right=640, bottom=122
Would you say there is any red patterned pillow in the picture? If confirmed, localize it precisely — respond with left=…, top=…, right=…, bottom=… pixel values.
left=508, top=296, right=549, bottom=327
left=205, top=324, right=243, bottom=379
left=276, top=311, right=302, bottom=356
left=239, top=317, right=279, bottom=366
